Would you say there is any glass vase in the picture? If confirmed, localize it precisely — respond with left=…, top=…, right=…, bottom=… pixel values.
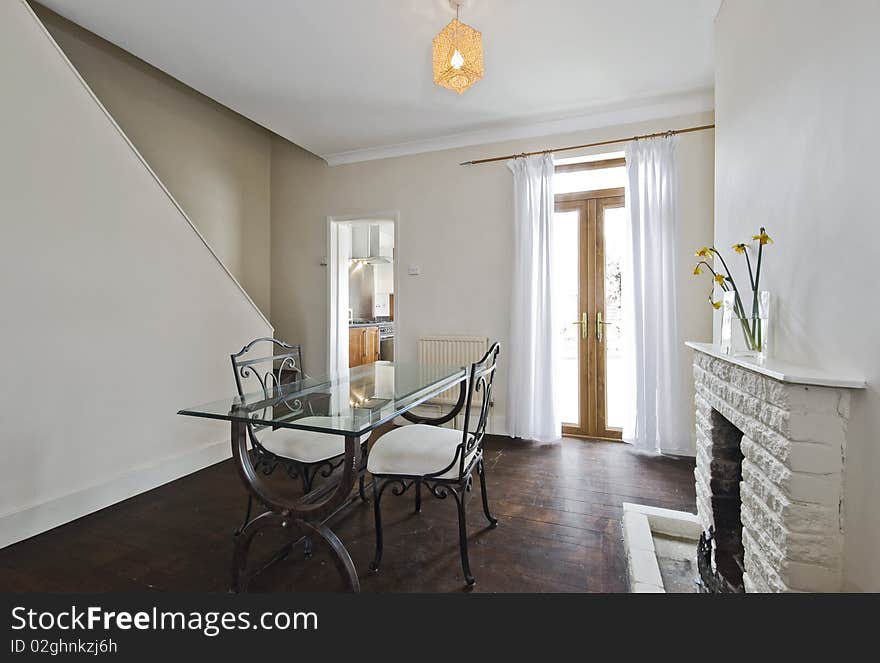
left=729, top=290, right=770, bottom=360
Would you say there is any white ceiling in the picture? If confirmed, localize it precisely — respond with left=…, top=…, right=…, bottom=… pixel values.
left=39, top=0, right=721, bottom=164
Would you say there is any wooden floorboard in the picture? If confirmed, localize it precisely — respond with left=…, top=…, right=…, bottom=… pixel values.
left=0, top=433, right=695, bottom=593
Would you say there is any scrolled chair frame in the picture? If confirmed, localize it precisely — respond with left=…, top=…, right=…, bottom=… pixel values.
left=369, top=341, right=501, bottom=586
left=230, top=338, right=368, bottom=537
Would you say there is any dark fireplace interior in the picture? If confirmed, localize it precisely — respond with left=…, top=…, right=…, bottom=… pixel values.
left=698, top=409, right=745, bottom=593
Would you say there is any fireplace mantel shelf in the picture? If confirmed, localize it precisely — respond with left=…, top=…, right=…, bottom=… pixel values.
left=685, top=342, right=866, bottom=389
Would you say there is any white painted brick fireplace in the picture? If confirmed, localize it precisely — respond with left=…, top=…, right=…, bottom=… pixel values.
left=687, top=343, right=865, bottom=592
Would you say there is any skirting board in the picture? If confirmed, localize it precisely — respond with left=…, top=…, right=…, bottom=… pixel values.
left=0, top=439, right=232, bottom=550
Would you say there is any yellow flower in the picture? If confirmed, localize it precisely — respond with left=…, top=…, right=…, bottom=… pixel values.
left=752, top=230, right=773, bottom=245
left=695, top=247, right=713, bottom=258
left=711, top=300, right=722, bottom=310
left=693, top=265, right=702, bottom=275
left=732, top=243, right=747, bottom=254
left=714, top=273, right=726, bottom=285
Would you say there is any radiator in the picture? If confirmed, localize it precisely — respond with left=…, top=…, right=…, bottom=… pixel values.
left=418, top=335, right=488, bottom=405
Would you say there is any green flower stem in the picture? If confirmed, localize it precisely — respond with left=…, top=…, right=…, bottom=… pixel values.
left=743, top=250, right=755, bottom=293
left=714, top=247, right=759, bottom=351
left=752, top=227, right=765, bottom=350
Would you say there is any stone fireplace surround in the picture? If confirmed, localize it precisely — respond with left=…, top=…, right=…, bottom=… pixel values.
left=687, top=342, right=865, bottom=592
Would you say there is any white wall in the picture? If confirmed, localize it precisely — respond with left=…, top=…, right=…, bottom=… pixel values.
left=33, top=3, right=273, bottom=317
left=715, top=0, right=880, bottom=591
left=0, top=0, right=272, bottom=547
left=271, top=112, right=715, bottom=446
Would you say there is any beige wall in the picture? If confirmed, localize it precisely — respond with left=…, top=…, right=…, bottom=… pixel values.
left=0, top=0, right=271, bottom=547
left=270, top=112, right=715, bottom=446
left=715, top=0, right=880, bottom=591
left=33, top=3, right=272, bottom=316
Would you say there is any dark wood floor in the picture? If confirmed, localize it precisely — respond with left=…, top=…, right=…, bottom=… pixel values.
left=0, top=434, right=695, bottom=593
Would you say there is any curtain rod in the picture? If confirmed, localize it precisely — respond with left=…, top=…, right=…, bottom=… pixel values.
left=459, top=123, right=715, bottom=166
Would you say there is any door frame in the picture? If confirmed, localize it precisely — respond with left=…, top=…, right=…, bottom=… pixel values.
left=555, top=188, right=625, bottom=441
left=326, top=211, right=400, bottom=374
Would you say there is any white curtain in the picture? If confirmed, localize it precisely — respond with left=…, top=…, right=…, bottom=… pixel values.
left=622, top=136, right=690, bottom=453
left=507, top=154, right=561, bottom=442
left=329, top=223, right=351, bottom=375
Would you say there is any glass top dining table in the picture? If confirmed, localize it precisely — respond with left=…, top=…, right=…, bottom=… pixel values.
left=178, top=361, right=468, bottom=436
left=177, top=360, right=471, bottom=593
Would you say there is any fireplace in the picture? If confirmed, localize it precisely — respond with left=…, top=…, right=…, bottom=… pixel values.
left=687, top=342, right=864, bottom=592
left=697, top=410, right=745, bottom=592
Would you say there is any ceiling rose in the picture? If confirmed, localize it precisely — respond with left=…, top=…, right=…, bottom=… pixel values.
left=432, top=0, right=483, bottom=94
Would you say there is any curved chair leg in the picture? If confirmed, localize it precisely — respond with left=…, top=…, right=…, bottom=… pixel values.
left=477, top=460, right=498, bottom=528
left=358, top=474, right=368, bottom=503
left=369, top=478, right=384, bottom=572
left=451, top=487, right=475, bottom=586
left=235, top=494, right=253, bottom=535
left=414, top=479, right=422, bottom=513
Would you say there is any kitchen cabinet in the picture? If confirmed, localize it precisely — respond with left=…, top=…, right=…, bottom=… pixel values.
left=349, top=326, right=380, bottom=367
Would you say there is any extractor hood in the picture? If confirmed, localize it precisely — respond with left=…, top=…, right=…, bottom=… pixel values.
left=351, top=224, right=393, bottom=264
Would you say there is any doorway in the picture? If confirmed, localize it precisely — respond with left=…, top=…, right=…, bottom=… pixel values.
left=327, top=213, right=398, bottom=374
left=552, top=156, right=627, bottom=440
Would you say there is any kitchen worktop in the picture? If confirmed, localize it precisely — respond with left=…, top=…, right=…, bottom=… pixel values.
left=349, top=320, right=392, bottom=328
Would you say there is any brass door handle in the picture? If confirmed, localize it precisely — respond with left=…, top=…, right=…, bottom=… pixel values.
left=597, top=311, right=603, bottom=342
left=570, top=312, right=589, bottom=339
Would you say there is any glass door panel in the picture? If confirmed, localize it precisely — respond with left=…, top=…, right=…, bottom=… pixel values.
left=551, top=206, right=583, bottom=428
left=598, top=201, right=626, bottom=436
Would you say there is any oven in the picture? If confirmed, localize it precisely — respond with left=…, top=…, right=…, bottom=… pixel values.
left=378, top=323, right=394, bottom=361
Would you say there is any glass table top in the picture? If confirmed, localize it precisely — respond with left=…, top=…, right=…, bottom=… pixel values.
left=178, top=361, right=467, bottom=436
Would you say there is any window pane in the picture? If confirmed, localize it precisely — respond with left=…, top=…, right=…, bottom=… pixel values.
left=553, top=166, right=626, bottom=194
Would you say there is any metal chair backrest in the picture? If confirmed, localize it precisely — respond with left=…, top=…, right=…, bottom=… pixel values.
left=230, top=337, right=306, bottom=447
left=458, top=341, right=501, bottom=476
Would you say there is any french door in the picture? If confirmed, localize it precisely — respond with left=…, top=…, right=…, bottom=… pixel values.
left=553, top=188, right=626, bottom=440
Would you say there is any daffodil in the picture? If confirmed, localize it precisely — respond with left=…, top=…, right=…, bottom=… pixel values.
left=752, top=230, right=773, bottom=245
left=693, top=227, right=773, bottom=352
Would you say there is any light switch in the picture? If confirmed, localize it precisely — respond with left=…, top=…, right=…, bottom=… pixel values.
left=407, top=265, right=421, bottom=276
left=320, top=256, right=328, bottom=266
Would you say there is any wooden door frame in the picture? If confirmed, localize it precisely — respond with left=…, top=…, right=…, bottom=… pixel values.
left=326, top=211, right=399, bottom=374
left=555, top=187, right=625, bottom=442
left=554, top=198, right=589, bottom=440
left=593, top=194, right=625, bottom=440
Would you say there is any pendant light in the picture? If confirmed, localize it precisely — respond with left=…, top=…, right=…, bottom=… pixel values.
left=432, top=0, right=483, bottom=94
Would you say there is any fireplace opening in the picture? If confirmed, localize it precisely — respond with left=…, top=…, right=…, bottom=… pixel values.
left=698, top=409, right=745, bottom=592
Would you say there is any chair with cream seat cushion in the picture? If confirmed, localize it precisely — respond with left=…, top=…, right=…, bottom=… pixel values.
left=367, top=425, right=476, bottom=479
left=368, top=342, right=500, bottom=587
left=230, top=338, right=370, bottom=536
left=259, top=417, right=370, bottom=464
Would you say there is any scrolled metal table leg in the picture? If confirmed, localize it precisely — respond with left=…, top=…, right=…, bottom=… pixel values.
left=296, top=518, right=360, bottom=592
left=230, top=418, right=362, bottom=592
left=231, top=510, right=282, bottom=593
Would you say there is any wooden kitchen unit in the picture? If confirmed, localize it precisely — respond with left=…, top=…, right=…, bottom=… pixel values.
left=349, top=325, right=380, bottom=367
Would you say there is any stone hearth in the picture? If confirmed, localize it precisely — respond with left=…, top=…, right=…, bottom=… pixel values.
left=687, top=342, right=864, bottom=592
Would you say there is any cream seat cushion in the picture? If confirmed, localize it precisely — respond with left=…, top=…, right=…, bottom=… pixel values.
left=259, top=417, right=370, bottom=464
left=367, top=424, right=474, bottom=480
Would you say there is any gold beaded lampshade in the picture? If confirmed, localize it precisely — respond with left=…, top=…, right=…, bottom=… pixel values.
left=432, top=4, right=483, bottom=94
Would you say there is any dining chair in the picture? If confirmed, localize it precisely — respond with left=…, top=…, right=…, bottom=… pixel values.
left=230, top=337, right=370, bottom=536
left=367, top=341, right=500, bottom=586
